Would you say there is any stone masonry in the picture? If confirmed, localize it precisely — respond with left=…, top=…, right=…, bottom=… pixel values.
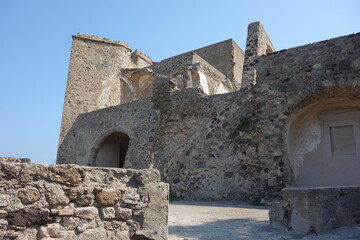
left=0, top=158, right=168, bottom=240
left=57, top=22, right=360, bottom=203
left=269, top=186, right=360, bottom=233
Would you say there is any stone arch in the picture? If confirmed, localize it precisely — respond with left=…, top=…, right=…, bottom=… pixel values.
left=91, top=131, right=130, bottom=168
left=284, top=86, right=360, bottom=187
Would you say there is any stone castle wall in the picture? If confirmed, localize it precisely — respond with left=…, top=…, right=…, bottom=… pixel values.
left=0, top=158, right=168, bottom=240
left=57, top=23, right=360, bottom=201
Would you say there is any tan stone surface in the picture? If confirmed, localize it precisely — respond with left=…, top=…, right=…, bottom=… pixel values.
left=18, top=186, right=41, bottom=204
left=95, top=188, right=122, bottom=206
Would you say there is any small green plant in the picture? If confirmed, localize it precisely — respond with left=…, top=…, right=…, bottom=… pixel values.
left=234, top=117, right=252, bottom=132
left=208, top=153, right=215, bottom=158
left=169, top=192, right=181, bottom=202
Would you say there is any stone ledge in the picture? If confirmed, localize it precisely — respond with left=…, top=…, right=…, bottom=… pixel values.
left=269, top=185, right=360, bottom=233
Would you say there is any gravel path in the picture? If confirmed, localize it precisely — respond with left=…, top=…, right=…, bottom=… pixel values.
left=168, top=201, right=360, bottom=240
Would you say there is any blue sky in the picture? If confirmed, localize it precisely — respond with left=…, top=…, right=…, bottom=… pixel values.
left=1, top=0, right=359, bottom=164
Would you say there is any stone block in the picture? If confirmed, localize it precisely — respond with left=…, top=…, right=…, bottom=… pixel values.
left=47, top=165, right=86, bottom=186
left=0, top=219, right=8, bottom=230
left=57, top=209, right=74, bottom=216
left=0, top=194, right=10, bottom=207
left=115, top=207, right=132, bottom=220
left=74, top=207, right=99, bottom=219
left=46, top=223, right=60, bottom=238
left=0, top=161, right=20, bottom=180
left=95, top=189, right=122, bottom=206
left=45, top=185, right=70, bottom=206
left=0, top=210, right=8, bottom=218
left=7, top=208, right=50, bottom=227
left=101, top=207, right=115, bottom=219
left=68, top=187, right=94, bottom=206
left=62, top=216, right=80, bottom=230
left=18, top=186, right=41, bottom=204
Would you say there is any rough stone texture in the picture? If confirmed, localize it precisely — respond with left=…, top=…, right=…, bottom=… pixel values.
left=57, top=22, right=360, bottom=204
left=269, top=186, right=360, bottom=233
left=0, top=158, right=168, bottom=240
left=18, top=186, right=41, bottom=204
left=58, top=33, right=152, bottom=145
left=95, top=188, right=122, bottom=206
left=242, top=21, right=275, bottom=88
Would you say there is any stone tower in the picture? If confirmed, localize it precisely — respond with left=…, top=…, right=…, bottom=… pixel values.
left=58, top=34, right=152, bottom=145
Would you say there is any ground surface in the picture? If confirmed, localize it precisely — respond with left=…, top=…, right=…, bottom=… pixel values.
left=168, top=201, right=360, bottom=240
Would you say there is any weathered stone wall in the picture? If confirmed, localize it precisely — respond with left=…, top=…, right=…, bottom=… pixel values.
left=0, top=158, right=168, bottom=240
left=58, top=84, right=285, bottom=201
left=155, top=39, right=244, bottom=87
left=57, top=24, right=360, bottom=201
left=151, top=52, right=236, bottom=94
left=59, top=34, right=153, bottom=146
left=57, top=97, right=159, bottom=168
left=191, top=39, right=244, bottom=87
left=251, top=31, right=360, bottom=186
left=269, top=186, right=360, bottom=233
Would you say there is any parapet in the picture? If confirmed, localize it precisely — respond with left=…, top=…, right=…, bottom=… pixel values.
left=131, top=49, right=153, bottom=67
left=74, top=33, right=131, bottom=50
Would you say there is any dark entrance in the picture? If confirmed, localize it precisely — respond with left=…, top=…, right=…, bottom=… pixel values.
left=94, top=132, right=130, bottom=168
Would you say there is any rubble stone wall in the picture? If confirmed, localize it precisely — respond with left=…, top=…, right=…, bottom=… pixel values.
left=252, top=31, right=360, bottom=186
left=0, top=158, right=168, bottom=240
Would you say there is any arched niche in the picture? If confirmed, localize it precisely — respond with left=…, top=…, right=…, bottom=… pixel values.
left=286, top=97, right=360, bottom=187
left=93, top=132, right=130, bottom=168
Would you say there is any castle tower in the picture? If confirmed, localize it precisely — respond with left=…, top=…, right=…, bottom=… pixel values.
left=58, top=34, right=152, bottom=146
left=242, top=22, right=275, bottom=88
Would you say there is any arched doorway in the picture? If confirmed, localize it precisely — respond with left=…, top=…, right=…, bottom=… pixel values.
left=94, top=132, right=130, bottom=168
left=286, top=97, right=360, bottom=187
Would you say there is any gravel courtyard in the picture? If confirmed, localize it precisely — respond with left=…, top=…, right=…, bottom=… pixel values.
left=168, top=201, right=360, bottom=240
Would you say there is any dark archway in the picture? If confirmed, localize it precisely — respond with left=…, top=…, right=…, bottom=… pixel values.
left=94, top=132, right=130, bottom=168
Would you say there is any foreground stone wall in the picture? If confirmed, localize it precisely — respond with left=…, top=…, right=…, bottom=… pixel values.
left=0, top=158, right=168, bottom=240
left=269, top=186, right=360, bottom=233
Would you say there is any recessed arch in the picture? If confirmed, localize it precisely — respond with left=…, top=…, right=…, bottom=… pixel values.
left=92, top=131, right=130, bottom=168
left=284, top=86, right=360, bottom=187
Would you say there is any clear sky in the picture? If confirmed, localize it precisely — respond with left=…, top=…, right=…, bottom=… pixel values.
left=1, top=0, right=359, bottom=164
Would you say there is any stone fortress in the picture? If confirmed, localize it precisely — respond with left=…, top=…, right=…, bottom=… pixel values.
left=1, top=22, right=360, bottom=239
left=58, top=21, right=360, bottom=201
